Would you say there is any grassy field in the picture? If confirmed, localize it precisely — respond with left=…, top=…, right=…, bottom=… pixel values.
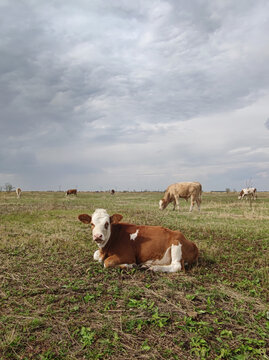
left=0, top=191, right=268, bottom=360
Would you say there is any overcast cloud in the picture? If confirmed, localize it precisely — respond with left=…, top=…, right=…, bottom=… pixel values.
left=1, top=0, right=269, bottom=191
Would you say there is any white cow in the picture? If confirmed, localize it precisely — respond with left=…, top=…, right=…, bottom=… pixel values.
left=238, top=188, right=257, bottom=200
left=16, top=188, right=22, bottom=199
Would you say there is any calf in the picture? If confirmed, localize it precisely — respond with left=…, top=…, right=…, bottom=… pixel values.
left=78, top=209, right=198, bottom=272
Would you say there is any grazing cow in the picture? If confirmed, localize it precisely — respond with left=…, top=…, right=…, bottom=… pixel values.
left=16, top=188, right=22, bottom=199
left=238, top=188, right=257, bottom=200
left=159, top=182, right=202, bottom=212
left=78, top=208, right=198, bottom=272
left=111, top=189, right=115, bottom=195
left=66, top=189, right=77, bottom=196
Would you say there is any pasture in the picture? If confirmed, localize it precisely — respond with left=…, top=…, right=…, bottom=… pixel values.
left=0, top=191, right=268, bottom=359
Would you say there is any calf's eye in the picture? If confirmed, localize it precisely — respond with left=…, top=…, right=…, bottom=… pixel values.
left=91, top=223, right=95, bottom=229
left=104, top=222, right=109, bottom=230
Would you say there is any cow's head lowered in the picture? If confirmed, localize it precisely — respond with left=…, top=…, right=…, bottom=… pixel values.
left=78, top=209, right=122, bottom=247
left=159, top=194, right=172, bottom=210
left=159, top=199, right=167, bottom=210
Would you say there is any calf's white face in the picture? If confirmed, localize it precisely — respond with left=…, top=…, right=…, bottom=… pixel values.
left=159, top=199, right=164, bottom=210
left=78, top=209, right=123, bottom=248
left=91, top=209, right=111, bottom=247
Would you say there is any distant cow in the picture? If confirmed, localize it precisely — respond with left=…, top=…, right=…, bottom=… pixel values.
left=159, top=182, right=202, bottom=212
left=16, top=188, right=22, bottom=199
left=111, top=189, right=115, bottom=195
left=238, top=188, right=257, bottom=200
left=66, top=189, right=77, bottom=196
left=78, top=208, right=198, bottom=272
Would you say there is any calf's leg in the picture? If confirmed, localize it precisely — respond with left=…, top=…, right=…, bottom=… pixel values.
left=104, top=255, right=136, bottom=269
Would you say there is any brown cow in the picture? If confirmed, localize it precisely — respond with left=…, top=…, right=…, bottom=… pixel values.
left=159, top=182, right=202, bottom=212
left=78, top=208, right=198, bottom=272
left=66, top=189, right=77, bottom=196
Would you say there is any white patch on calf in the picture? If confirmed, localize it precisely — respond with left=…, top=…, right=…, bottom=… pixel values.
left=171, top=243, right=182, bottom=270
left=130, top=229, right=139, bottom=241
left=93, top=249, right=102, bottom=262
left=147, top=244, right=182, bottom=273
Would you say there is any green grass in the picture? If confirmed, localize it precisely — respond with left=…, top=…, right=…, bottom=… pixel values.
left=0, top=191, right=268, bottom=359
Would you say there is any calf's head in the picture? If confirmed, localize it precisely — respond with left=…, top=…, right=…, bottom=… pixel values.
left=78, top=209, right=122, bottom=248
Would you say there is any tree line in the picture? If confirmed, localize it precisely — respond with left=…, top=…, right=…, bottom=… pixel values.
left=0, top=183, right=14, bottom=192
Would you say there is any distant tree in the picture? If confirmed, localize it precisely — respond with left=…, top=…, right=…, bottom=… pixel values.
left=0, top=186, right=2, bottom=192
left=225, top=188, right=231, bottom=193
left=4, top=183, right=14, bottom=192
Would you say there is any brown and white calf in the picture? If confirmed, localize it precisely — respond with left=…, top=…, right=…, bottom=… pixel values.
left=66, top=189, right=77, bottom=196
left=238, top=188, right=257, bottom=200
left=78, top=208, right=198, bottom=272
left=159, top=182, right=202, bottom=212
left=16, top=188, right=22, bottom=199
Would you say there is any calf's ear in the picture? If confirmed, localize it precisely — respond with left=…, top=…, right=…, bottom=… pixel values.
left=78, top=214, right=92, bottom=224
left=110, top=214, right=123, bottom=224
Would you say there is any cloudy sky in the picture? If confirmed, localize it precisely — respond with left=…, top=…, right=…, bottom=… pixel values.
left=1, top=0, right=269, bottom=191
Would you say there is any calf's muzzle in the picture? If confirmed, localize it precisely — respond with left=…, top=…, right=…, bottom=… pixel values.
left=93, top=234, right=103, bottom=243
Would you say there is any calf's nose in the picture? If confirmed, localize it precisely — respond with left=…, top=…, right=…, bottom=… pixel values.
left=93, top=234, right=103, bottom=241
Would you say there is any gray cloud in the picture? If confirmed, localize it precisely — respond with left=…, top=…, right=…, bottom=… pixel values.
left=1, top=0, right=269, bottom=190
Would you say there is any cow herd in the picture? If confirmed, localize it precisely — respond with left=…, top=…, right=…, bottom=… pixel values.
left=12, top=183, right=258, bottom=273
left=14, top=184, right=258, bottom=205
left=77, top=182, right=258, bottom=273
